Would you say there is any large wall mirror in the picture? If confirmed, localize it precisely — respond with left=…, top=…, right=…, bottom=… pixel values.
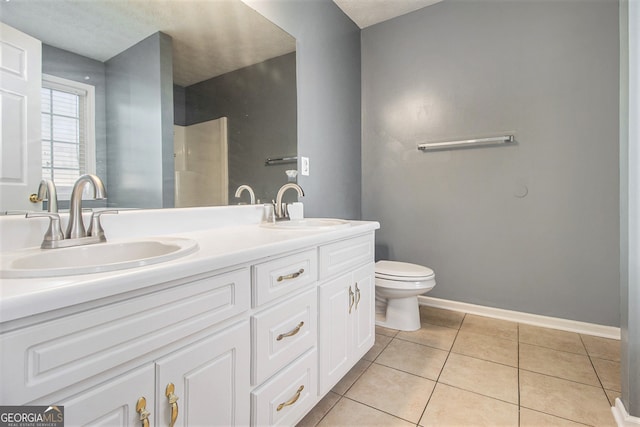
left=0, top=0, right=296, bottom=210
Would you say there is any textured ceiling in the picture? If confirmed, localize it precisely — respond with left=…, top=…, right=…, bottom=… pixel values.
left=0, top=0, right=296, bottom=87
left=332, top=0, right=442, bottom=28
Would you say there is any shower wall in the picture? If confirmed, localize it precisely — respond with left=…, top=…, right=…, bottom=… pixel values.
left=174, top=118, right=228, bottom=207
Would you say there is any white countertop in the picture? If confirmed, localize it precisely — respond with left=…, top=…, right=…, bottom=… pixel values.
left=0, top=206, right=379, bottom=324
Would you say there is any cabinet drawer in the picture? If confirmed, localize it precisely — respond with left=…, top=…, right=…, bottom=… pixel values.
left=319, top=234, right=374, bottom=280
left=251, top=349, right=317, bottom=427
left=252, top=288, right=316, bottom=385
left=0, top=268, right=250, bottom=404
left=252, top=249, right=317, bottom=307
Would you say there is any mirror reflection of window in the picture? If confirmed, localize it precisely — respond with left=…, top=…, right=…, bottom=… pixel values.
left=41, top=74, right=96, bottom=200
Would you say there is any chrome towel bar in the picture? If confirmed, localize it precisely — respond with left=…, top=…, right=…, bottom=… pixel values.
left=417, top=135, right=515, bottom=152
left=265, top=156, right=297, bottom=166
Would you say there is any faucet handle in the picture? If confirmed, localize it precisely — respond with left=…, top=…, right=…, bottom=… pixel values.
left=87, top=209, right=119, bottom=240
left=280, top=202, right=289, bottom=219
left=26, top=212, right=65, bottom=248
left=3, top=210, right=30, bottom=216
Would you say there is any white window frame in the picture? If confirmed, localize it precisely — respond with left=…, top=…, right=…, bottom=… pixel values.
left=41, top=73, right=96, bottom=199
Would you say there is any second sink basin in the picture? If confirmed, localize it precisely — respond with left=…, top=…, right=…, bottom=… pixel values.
left=1, top=237, right=199, bottom=278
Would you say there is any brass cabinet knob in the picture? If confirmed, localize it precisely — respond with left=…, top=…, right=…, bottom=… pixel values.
left=136, top=397, right=150, bottom=427
left=166, top=383, right=179, bottom=427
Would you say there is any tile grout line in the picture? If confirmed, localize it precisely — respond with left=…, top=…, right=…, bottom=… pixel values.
left=340, top=395, right=424, bottom=426
left=309, top=394, right=343, bottom=427
left=519, top=404, right=602, bottom=426
left=430, top=382, right=521, bottom=407
left=519, top=341, right=592, bottom=357
left=311, top=308, right=619, bottom=426
left=579, top=333, right=612, bottom=403
left=308, top=329, right=398, bottom=427
left=415, top=313, right=466, bottom=425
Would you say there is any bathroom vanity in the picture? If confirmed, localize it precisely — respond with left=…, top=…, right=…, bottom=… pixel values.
left=0, top=206, right=379, bottom=426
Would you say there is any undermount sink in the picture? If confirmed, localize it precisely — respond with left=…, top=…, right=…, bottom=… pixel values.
left=1, top=237, right=199, bottom=278
left=261, top=218, right=351, bottom=230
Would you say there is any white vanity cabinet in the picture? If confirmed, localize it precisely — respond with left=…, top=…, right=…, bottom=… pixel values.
left=0, top=217, right=379, bottom=427
left=0, top=268, right=252, bottom=426
left=58, top=321, right=250, bottom=427
left=317, top=234, right=376, bottom=395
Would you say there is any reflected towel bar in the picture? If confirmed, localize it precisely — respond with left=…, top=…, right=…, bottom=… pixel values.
left=265, top=156, right=297, bottom=166
left=417, top=135, right=515, bottom=152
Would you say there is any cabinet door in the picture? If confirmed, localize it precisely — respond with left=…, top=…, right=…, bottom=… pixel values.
left=57, top=364, right=155, bottom=427
left=155, top=321, right=250, bottom=427
left=351, top=263, right=375, bottom=360
left=318, top=274, right=352, bottom=396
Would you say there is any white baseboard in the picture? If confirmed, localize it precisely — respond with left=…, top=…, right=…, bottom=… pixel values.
left=613, top=398, right=640, bottom=426
left=418, top=296, right=620, bottom=340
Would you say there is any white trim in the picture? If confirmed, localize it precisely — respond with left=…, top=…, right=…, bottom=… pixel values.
left=613, top=398, right=640, bottom=427
left=418, top=296, right=620, bottom=340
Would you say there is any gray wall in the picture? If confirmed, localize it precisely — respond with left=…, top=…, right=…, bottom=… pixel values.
left=174, top=84, right=186, bottom=127
left=184, top=53, right=297, bottom=204
left=105, top=32, right=174, bottom=208
left=242, top=0, right=362, bottom=219
left=620, top=0, right=639, bottom=416
left=361, top=0, right=620, bottom=326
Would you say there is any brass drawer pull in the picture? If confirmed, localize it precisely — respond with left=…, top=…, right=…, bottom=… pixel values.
left=277, top=268, right=305, bottom=282
left=277, top=321, right=304, bottom=341
left=165, top=383, right=179, bottom=427
left=136, top=397, right=151, bottom=427
left=355, top=283, right=361, bottom=310
left=276, top=385, right=305, bottom=411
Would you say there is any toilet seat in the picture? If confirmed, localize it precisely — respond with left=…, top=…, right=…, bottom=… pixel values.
left=375, top=260, right=434, bottom=282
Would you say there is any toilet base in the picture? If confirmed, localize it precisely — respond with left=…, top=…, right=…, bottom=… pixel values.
left=375, top=295, right=421, bottom=331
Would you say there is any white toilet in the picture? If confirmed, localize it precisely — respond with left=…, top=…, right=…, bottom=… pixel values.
left=375, top=260, right=436, bottom=331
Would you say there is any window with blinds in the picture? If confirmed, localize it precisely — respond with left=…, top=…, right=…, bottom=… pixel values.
left=41, top=74, right=96, bottom=199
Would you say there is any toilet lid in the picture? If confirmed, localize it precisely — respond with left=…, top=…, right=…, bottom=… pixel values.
left=375, top=260, right=434, bottom=281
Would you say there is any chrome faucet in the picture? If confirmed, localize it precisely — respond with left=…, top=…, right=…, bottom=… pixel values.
left=37, top=179, right=59, bottom=213
left=274, top=183, right=304, bottom=219
left=234, top=185, right=256, bottom=205
left=66, top=174, right=107, bottom=239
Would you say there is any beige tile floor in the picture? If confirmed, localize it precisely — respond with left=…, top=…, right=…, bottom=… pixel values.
left=298, top=306, right=621, bottom=427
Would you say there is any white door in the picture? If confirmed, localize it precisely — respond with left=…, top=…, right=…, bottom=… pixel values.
left=0, top=23, right=42, bottom=212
